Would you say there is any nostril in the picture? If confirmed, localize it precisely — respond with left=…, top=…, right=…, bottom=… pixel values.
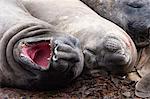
left=104, top=38, right=122, bottom=52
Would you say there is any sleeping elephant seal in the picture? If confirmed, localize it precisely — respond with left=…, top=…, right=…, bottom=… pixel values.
left=22, top=0, right=137, bottom=75
left=81, top=0, right=150, bottom=48
left=0, top=0, right=84, bottom=89
left=81, top=0, right=150, bottom=97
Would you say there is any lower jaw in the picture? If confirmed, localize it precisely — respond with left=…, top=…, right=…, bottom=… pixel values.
left=97, top=60, right=131, bottom=74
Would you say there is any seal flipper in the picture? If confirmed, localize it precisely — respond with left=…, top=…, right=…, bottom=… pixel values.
left=135, top=73, right=150, bottom=98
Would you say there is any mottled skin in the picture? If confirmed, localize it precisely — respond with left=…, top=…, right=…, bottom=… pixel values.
left=81, top=0, right=150, bottom=97
left=22, top=0, right=137, bottom=75
left=0, top=0, right=84, bottom=89
left=81, top=0, right=150, bottom=48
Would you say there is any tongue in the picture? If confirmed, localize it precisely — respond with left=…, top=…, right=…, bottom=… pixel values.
left=22, top=42, right=52, bottom=69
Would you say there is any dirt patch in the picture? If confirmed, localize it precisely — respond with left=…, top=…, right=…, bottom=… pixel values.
left=0, top=70, right=141, bottom=99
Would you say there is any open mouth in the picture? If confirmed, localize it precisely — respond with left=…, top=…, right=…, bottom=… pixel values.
left=20, top=40, right=53, bottom=69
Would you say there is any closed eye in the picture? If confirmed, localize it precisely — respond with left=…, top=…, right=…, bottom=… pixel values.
left=127, top=2, right=144, bottom=8
left=85, top=48, right=96, bottom=55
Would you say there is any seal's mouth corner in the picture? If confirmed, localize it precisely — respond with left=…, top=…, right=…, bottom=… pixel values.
left=20, top=41, right=53, bottom=69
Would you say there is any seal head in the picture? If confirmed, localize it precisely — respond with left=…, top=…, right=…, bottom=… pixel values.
left=0, top=23, right=84, bottom=89
left=11, top=30, right=84, bottom=89
left=83, top=31, right=137, bottom=75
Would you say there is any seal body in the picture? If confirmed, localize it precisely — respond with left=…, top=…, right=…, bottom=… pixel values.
left=22, top=0, right=137, bottom=74
left=0, top=0, right=84, bottom=89
left=81, top=0, right=150, bottom=97
left=81, top=0, right=150, bottom=48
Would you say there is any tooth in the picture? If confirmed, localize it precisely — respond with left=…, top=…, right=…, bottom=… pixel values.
left=50, top=38, right=53, bottom=43
left=54, top=40, right=60, bottom=46
left=21, top=44, right=26, bottom=47
left=20, top=53, right=25, bottom=57
left=122, top=76, right=126, bottom=79
left=47, top=58, right=50, bottom=61
left=54, top=45, right=58, bottom=54
left=21, top=42, right=29, bottom=47
left=24, top=42, right=29, bottom=46
left=52, top=55, right=58, bottom=61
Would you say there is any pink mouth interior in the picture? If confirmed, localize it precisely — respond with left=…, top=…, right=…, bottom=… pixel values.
left=21, top=42, right=52, bottom=69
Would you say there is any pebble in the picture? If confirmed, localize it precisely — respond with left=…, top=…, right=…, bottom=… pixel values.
left=122, top=92, right=131, bottom=98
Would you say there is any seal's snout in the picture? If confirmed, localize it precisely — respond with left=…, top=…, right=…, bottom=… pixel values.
left=100, top=34, right=137, bottom=74
left=12, top=35, right=84, bottom=88
left=14, top=35, right=84, bottom=73
left=103, top=37, right=130, bottom=65
left=104, top=38, right=122, bottom=52
left=83, top=35, right=136, bottom=74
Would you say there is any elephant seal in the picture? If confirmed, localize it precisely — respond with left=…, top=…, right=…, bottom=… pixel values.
left=81, top=0, right=150, bottom=97
left=81, top=0, right=150, bottom=48
left=22, top=0, right=137, bottom=74
left=0, top=0, right=84, bottom=89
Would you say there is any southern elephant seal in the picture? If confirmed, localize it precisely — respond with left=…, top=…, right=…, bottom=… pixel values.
left=0, top=0, right=84, bottom=89
left=22, top=0, right=137, bottom=74
left=81, top=0, right=150, bottom=97
left=81, top=0, right=150, bottom=48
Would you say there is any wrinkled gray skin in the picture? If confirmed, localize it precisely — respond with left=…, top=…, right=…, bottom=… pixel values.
left=81, top=0, right=150, bottom=97
left=0, top=0, right=84, bottom=89
left=81, top=0, right=150, bottom=48
left=22, top=0, right=137, bottom=75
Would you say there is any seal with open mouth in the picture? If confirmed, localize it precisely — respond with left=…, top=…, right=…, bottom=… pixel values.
left=0, top=0, right=84, bottom=89
left=22, top=0, right=137, bottom=75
